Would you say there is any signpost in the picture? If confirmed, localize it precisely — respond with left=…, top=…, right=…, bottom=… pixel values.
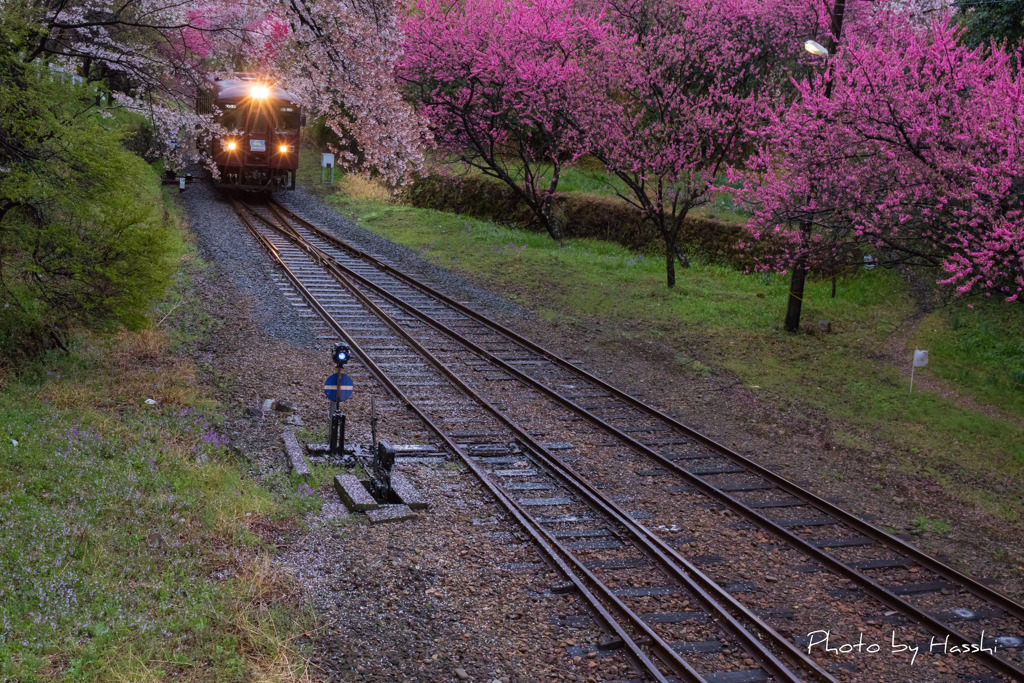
left=324, top=343, right=353, bottom=459
left=910, top=349, right=928, bottom=394
left=314, top=344, right=397, bottom=505
left=321, top=153, right=335, bottom=185
left=323, top=372, right=354, bottom=403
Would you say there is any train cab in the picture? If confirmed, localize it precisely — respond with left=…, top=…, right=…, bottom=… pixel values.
left=207, top=75, right=302, bottom=191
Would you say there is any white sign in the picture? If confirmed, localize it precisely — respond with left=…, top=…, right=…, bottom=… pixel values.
left=321, top=153, right=335, bottom=168
left=910, top=349, right=929, bottom=394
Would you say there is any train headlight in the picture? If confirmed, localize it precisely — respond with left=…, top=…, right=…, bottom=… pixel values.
left=226, top=140, right=237, bottom=151
left=251, top=85, right=269, bottom=99
left=279, top=144, right=289, bottom=153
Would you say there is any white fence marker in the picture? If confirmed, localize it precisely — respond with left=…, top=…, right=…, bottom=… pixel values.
left=910, top=349, right=928, bottom=394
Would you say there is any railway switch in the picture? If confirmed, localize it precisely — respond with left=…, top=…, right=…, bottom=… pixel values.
left=361, top=399, right=395, bottom=501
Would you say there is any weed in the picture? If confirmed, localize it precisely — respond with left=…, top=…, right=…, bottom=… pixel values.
left=338, top=174, right=395, bottom=203
left=912, top=516, right=953, bottom=534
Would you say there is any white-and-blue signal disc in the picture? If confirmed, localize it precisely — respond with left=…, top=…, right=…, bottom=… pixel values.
left=324, top=373, right=354, bottom=402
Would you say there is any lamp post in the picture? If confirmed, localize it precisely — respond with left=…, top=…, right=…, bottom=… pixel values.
left=784, top=38, right=833, bottom=332
left=803, top=40, right=829, bottom=57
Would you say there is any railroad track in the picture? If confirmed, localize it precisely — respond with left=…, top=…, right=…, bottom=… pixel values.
left=232, top=196, right=1024, bottom=682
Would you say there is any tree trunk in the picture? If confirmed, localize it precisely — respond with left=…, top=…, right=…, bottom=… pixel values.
left=665, top=244, right=676, bottom=288
left=784, top=255, right=808, bottom=332
left=540, top=201, right=563, bottom=243
left=672, top=240, right=690, bottom=269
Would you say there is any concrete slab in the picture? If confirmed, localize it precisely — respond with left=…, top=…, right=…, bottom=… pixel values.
left=395, top=456, right=448, bottom=465
left=366, top=504, right=415, bottom=524
left=391, top=472, right=428, bottom=510
left=391, top=444, right=439, bottom=453
left=282, top=430, right=310, bottom=478
left=334, top=475, right=378, bottom=511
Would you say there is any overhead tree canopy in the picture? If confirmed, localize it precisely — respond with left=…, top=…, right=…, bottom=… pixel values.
left=399, top=0, right=605, bottom=242
left=8, top=0, right=426, bottom=182
left=574, top=0, right=821, bottom=287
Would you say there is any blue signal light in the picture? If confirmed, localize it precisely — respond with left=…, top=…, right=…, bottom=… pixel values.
left=333, top=343, right=350, bottom=366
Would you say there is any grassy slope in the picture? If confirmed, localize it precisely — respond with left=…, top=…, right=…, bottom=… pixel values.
left=0, top=185, right=315, bottom=681
left=301, top=154, right=1023, bottom=529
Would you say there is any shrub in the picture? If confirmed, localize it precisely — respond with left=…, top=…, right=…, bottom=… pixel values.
left=0, top=47, right=178, bottom=364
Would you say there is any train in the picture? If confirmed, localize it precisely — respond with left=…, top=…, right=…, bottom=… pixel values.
left=201, top=74, right=303, bottom=191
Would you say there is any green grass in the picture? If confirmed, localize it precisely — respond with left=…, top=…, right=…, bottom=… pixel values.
left=913, top=516, right=954, bottom=534
left=0, top=192, right=314, bottom=681
left=914, top=303, right=1024, bottom=418
left=306, top=161, right=1024, bottom=527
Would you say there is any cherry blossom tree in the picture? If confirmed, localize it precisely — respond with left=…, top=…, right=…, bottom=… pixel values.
left=272, top=0, right=426, bottom=183
left=740, top=11, right=1024, bottom=328
left=399, top=0, right=606, bottom=241
left=574, top=0, right=820, bottom=287
left=12, top=0, right=425, bottom=182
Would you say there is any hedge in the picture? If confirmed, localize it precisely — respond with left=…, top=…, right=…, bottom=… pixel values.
left=400, top=172, right=761, bottom=269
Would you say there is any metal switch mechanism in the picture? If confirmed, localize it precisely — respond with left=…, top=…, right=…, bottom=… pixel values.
left=361, top=397, right=395, bottom=501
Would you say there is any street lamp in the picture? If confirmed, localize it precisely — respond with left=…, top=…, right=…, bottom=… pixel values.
left=804, top=40, right=829, bottom=58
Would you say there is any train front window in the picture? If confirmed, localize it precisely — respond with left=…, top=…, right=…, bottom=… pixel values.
left=248, top=109, right=270, bottom=134
left=276, top=106, right=299, bottom=132
left=220, top=104, right=241, bottom=131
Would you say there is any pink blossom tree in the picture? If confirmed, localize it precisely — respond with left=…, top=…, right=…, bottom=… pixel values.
left=575, top=0, right=820, bottom=287
left=399, top=0, right=606, bottom=241
left=740, top=11, right=1024, bottom=329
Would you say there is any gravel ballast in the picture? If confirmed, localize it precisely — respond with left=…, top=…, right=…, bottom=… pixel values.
left=278, top=188, right=528, bottom=321
left=183, top=183, right=318, bottom=349
left=179, top=186, right=630, bottom=681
